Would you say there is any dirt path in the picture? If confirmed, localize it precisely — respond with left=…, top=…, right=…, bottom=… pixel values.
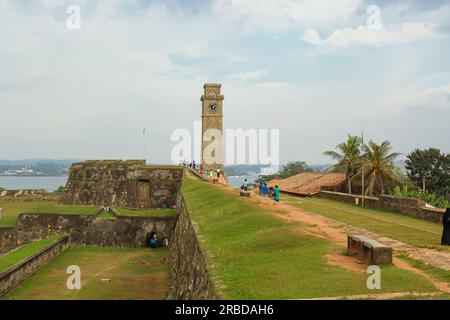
left=184, top=173, right=450, bottom=298
left=192, top=174, right=450, bottom=293
left=302, top=291, right=446, bottom=300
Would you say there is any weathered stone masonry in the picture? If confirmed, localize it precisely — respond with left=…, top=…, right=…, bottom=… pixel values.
left=167, top=192, right=219, bottom=300
left=61, top=160, right=183, bottom=209
left=319, top=190, right=445, bottom=223
left=0, top=236, right=70, bottom=296
left=0, top=213, right=176, bottom=248
left=1, top=168, right=219, bottom=299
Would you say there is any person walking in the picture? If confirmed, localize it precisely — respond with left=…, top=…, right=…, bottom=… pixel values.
left=258, top=181, right=263, bottom=195
left=262, top=183, right=269, bottom=197
left=216, top=167, right=221, bottom=179
left=273, top=185, right=280, bottom=202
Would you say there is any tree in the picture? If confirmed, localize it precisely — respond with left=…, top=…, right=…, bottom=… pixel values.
left=356, top=140, right=401, bottom=196
left=54, top=186, right=65, bottom=194
left=324, top=135, right=361, bottom=194
left=262, top=161, right=312, bottom=181
left=279, top=161, right=311, bottom=178
left=405, top=148, right=450, bottom=197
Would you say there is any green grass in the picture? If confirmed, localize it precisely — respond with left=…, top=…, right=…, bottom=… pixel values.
left=181, top=176, right=438, bottom=299
left=397, top=254, right=450, bottom=284
left=114, top=207, right=177, bottom=218
left=97, top=210, right=117, bottom=219
left=0, top=200, right=59, bottom=227
left=283, top=195, right=448, bottom=251
left=4, top=246, right=168, bottom=300
left=0, top=237, right=58, bottom=273
left=28, top=204, right=100, bottom=215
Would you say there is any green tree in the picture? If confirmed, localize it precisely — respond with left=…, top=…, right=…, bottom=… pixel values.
left=357, top=140, right=401, bottom=196
left=405, top=148, right=450, bottom=197
left=262, top=161, right=312, bottom=181
left=324, top=135, right=361, bottom=194
left=279, top=161, right=312, bottom=178
left=54, top=186, right=65, bottom=194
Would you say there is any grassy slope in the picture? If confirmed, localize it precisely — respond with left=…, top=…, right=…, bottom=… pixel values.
left=98, top=210, right=117, bottom=219
left=0, top=238, right=58, bottom=273
left=284, top=195, right=448, bottom=251
left=115, top=207, right=177, bottom=218
left=182, top=176, right=437, bottom=299
left=4, top=246, right=169, bottom=300
left=0, top=200, right=58, bottom=227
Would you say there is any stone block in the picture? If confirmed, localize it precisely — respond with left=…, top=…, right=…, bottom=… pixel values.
left=347, top=235, right=392, bottom=266
left=240, top=191, right=251, bottom=198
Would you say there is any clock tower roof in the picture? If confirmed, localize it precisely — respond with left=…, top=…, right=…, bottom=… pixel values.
left=201, top=83, right=224, bottom=102
left=203, top=83, right=221, bottom=89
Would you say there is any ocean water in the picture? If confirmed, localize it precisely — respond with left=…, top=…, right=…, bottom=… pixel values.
left=0, top=176, right=68, bottom=192
left=0, top=174, right=259, bottom=192
left=227, top=173, right=260, bottom=188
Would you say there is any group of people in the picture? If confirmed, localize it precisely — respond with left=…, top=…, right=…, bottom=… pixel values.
left=180, top=160, right=197, bottom=169
left=258, top=182, right=280, bottom=202
left=180, top=159, right=222, bottom=179
left=239, top=179, right=280, bottom=202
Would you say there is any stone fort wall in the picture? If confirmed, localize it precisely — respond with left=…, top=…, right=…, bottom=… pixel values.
left=60, top=160, right=183, bottom=209
left=167, top=191, right=220, bottom=300
left=0, top=213, right=177, bottom=248
left=319, top=190, right=445, bottom=223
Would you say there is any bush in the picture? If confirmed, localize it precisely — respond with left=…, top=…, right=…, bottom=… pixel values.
left=391, top=186, right=449, bottom=209
left=54, top=186, right=65, bottom=194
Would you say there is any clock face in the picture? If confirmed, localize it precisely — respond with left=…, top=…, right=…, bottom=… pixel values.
left=209, top=103, right=217, bottom=112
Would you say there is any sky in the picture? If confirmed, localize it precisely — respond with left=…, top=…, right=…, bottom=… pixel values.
left=0, top=0, right=449, bottom=165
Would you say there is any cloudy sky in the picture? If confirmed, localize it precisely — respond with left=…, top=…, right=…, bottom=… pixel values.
left=0, top=0, right=449, bottom=165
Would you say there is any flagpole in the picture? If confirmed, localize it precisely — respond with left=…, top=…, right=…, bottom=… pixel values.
left=361, top=127, right=365, bottom=208
left=143, top=129, right=146, bottom=162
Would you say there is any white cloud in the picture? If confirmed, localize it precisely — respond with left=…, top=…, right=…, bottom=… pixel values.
left=301, top=22, right=437, bottom=47
left=226, top=70, right=268, bottom=82
left=214, top=0, right=362, bottom=31
left=422, top=85, right=450, bottom=107
left=254, top=82, right=289, bottom=89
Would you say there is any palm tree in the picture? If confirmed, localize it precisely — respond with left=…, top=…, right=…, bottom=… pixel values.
left=324, top=135, right=361, bottom=194
left=357, top=140, right=401, bottom=196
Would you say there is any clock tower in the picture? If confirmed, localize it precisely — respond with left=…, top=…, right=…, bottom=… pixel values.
left=201, top=83, right=224, bottom=171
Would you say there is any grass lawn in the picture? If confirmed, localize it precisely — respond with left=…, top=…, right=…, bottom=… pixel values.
left=98, top=210, right=117, bottom=219
left=115, top=207, right=177, bottom=218
left=182, top=176, right=439, bottom=299
left=0, top=200, right=60, bottom=227
left=3, top=246, right=169, bottom=300
left=0, top=237, right=58, bottom=273
left=283, top=195, right=448, bottom=251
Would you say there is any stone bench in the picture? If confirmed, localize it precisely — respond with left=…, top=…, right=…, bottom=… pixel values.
left=240, top=191, right=251, bottom=198
left=348, top=235, right=392, bottom=266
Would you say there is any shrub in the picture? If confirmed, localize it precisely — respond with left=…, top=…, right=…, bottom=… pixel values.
left=391, top=186, right=449, bottom=209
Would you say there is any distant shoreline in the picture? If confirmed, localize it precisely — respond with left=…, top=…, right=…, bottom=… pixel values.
left=0, top=175, right=69, bottom=177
